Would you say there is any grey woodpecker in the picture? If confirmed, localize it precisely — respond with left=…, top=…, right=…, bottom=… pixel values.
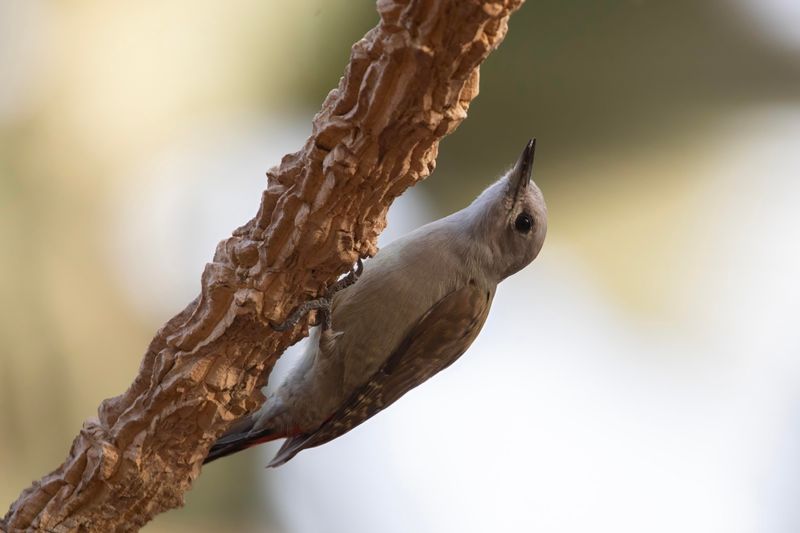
left=205, top=139, right=547, bottom=467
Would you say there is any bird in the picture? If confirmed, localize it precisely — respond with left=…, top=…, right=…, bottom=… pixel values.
left=204, top=139, right=547, bottom=467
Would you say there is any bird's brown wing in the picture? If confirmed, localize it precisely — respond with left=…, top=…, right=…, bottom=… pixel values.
left=268, top=281, right=493, bottom=467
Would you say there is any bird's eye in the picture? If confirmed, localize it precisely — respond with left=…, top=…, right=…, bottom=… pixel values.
left=514, top=212, right=534, bottom=234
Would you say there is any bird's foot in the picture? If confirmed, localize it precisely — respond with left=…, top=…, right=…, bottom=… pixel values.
left=325, top=257, right=364, bottom=296
left=270, top=297, right=332, bottom=332
left=271, top=258, right=364, bottom=332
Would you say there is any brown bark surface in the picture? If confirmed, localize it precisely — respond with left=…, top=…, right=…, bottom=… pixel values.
left=1, top=1, right=524, bottom=531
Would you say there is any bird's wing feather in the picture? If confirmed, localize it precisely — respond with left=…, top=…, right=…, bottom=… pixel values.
left=268, top=280, right=493, bottom=467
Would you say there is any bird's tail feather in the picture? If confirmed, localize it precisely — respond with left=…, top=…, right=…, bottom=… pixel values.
left=266, top=434, right=311, bottom=468
left=203, top=426, right=282, bottom=465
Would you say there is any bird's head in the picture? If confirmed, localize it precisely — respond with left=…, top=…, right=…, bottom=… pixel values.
left=463, top=139, right=548, bottom=281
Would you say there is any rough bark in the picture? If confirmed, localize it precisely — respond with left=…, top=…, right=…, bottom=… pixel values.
left=2, top=0, right=524, bottom=531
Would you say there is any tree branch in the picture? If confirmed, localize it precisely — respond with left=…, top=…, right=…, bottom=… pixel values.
left=1, top=0, right=524, bottom=531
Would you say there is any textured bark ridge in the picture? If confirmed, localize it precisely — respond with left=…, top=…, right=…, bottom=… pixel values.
left=2, top=1, right=524, bottom=531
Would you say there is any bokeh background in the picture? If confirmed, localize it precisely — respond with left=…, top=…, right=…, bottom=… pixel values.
left=2, top=1, right=800, bottom=531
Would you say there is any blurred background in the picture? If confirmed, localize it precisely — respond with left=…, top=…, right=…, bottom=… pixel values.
left=1, top=0, right=799, bottom=531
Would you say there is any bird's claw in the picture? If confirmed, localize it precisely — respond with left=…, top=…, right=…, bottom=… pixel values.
left=270, top=258, right=364, bottom=332
left=326, top=258, right=363, bottom=297
left=270, top=298, right=331, bottom=332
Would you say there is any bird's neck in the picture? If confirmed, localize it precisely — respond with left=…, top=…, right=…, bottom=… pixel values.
left=434, top=206, right=504, bottom=286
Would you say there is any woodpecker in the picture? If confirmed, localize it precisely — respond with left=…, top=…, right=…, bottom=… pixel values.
left=205, top=139, right=547, bottom=467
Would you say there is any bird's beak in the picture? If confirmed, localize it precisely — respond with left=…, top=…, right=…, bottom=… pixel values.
left=510, top=138, right=536, bottom=205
